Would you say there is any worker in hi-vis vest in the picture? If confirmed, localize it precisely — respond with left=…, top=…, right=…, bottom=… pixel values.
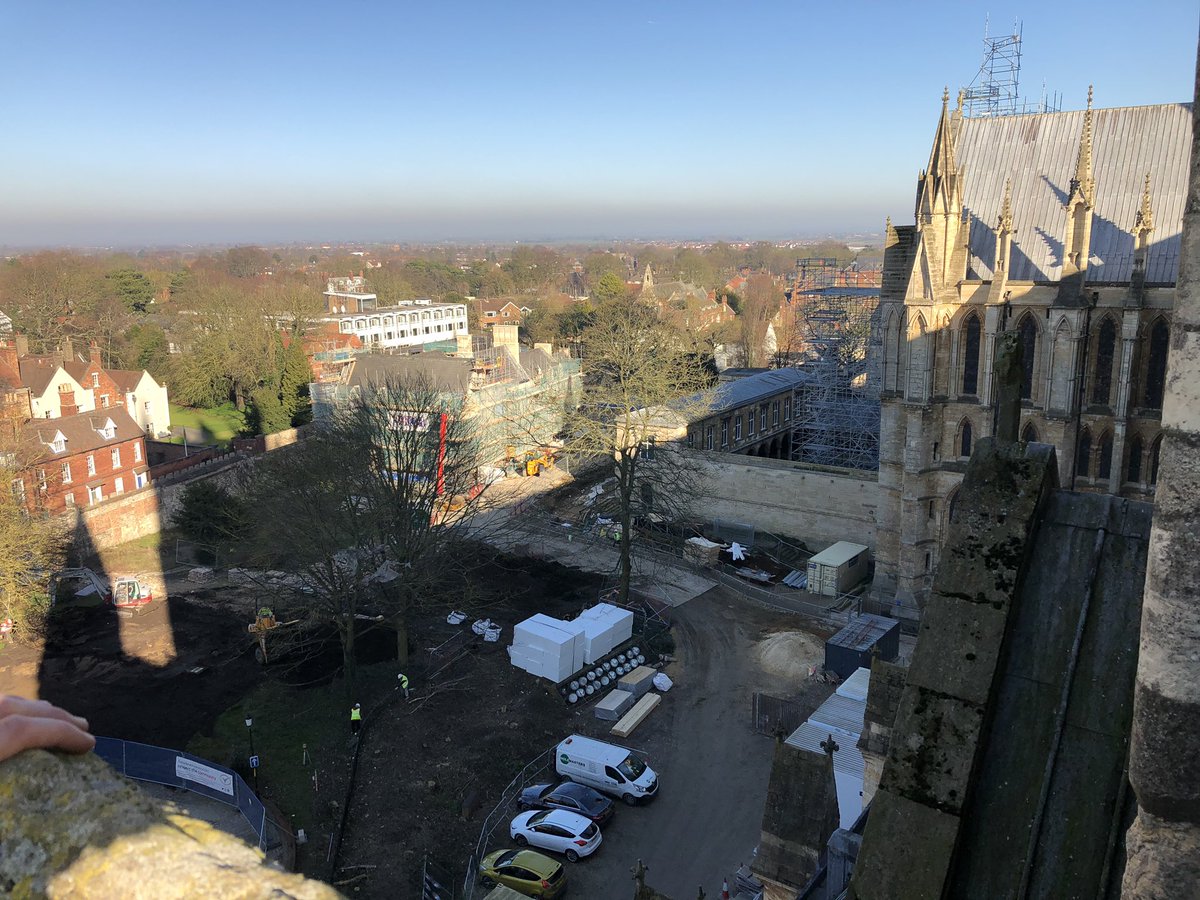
left=398, top=673, right=410, bottom=700
left=350, top=703, right=362, bottom=735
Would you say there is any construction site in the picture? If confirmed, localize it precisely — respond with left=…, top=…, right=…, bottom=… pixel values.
left=785, top=258, right=881, bottom=472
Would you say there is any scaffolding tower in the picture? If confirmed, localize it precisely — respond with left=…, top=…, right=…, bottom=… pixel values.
left=788, top=259, right=880, bottom=472
left=962, top=19, right=1061, bottom=118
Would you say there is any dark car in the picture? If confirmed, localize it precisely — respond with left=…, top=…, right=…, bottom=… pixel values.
left=518, top=781, right=616, bottom=827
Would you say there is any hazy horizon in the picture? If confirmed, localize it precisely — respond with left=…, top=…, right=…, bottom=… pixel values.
left=3, top=0, right=1196, bottom=248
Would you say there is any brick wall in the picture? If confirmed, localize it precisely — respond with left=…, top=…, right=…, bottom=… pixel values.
left=679, top=448, right=880, bottom=550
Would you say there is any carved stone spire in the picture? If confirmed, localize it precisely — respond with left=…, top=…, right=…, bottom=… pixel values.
left=1136, top=172, right=1156, bottom=236
left=1069, top=85, right=1096, bottom=209
left=998, top=178, right=1014, bottom=234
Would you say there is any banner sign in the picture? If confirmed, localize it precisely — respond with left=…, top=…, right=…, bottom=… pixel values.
left=176, top=756, right=235, bottom=797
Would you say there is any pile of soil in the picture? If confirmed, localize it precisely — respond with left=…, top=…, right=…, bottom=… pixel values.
left=754, top=630, right=825, bottom=683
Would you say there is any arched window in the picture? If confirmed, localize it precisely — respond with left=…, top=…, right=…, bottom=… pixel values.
left=1144, top=319, right=1170, bottom=409
left=1076, top=428, right=1092, bottom=478
left=1127, top=434, right=1143, bottom=483
left=1092, top=318, right=1117, bottom=406
left=962, top=313, right=981, bottom=395
left=1021, top=421, right=1039, bottom=443
left=1150, top=435, right=1162, bottom=485
left=1098, top=431, right=1113, bottom=480
left=947, top=487, right=960, bottom=524
left=1018, top=315, right=1038, bottom=400
left=959, top=420, right=973, bottom=457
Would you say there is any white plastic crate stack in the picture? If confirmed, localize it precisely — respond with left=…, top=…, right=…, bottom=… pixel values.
left=509, top=614, right=585, bottom=683
left=576, top=603, right=634, bottom=664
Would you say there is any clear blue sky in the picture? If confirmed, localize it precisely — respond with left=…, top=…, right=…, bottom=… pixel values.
left=2, top=1, right=1196, bottom=247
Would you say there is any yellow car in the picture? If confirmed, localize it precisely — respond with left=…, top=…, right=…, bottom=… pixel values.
left=479, top=848, right=567, bottom=898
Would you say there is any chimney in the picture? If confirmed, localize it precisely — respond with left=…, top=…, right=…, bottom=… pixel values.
left=59, top=384, right=78, bottom=417
left=456, top=333, right=474, bottom=359
left=90, top=340, right=102, bottom=365
left=61, top=337, right=74, bottom=364
left=493, top=323, right=520, bottom=359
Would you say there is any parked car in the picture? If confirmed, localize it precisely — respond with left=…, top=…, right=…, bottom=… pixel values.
left=517, top=781, right=616, bottom=826
left=510, top=808, right=602, bottom=862
left=478, top=848, right=566, bottom=898
left=555, top=734, right=659, bottom=805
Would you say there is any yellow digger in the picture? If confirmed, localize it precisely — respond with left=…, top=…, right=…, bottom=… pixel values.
left=523, top=448, right=557, bottom=477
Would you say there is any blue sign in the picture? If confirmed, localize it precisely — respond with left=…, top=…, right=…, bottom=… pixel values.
left=249, top=755, right=260, bottom=769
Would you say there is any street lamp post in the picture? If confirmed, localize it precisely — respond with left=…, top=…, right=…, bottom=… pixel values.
left=245, top=715, right=258, bottom=793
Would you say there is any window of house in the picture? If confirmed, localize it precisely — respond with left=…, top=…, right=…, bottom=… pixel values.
left=64, top=492, right=75, bottom=508
left=385, top=331, right=393, bottom=340
left=86, top=455, right=96, bottom=476
left=144, top=401, right=151, bottom=412
left=1018, top=315, right=1038, bottom=400
left=61, top=462, right=71, bottom=484
left=1145, top=320, right=1170, bottom=409
left=340, top=321, right=352, bottom=333
left=51, top=436, right=65, bottom=453
left=748, top=410, right=756, bottom=436
left=772, top=401, right=780, bottom=426
left=111, top=447, right=121, bottom=468
left=705, top=426, right=714, bottom=451
left=687, top=431, right=695, bottom=449
left=1098, top=432, right=1113, bottom=480
left=962, top=313, right=981, bottom=395
left=87, top=485, right=103, bottom=505
left=135, top=471, right=148, bottom=489
left=100, top=394, right=110, bottom=408
left=1076, top=429, right=1092, bottom=478
left=734, top=417, right=743, bottom=441
left=114, top=477, right=124, bottom=495
left=91, top=373, right=99, bottom=388
left=783, top=397, right=791, bottom=420
left=721, top=418, right=729, bottom=448
left=1092, top=318, right=1117, bottom=406
left=424, top=327, right=430, bottom=334
left=760, top=407, right=768, bottom=432
left=37, top=468, right=47, bottom=492
left=502, top=311, right=510, bottom=317
left=1127, top=435, right=1143, bottom=483
left=11, top=478, right=24, bottom=505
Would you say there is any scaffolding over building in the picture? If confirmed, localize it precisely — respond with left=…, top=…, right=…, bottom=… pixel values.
left=787, top=259, right=880, bottom=472
left=961, top=19, right=1061, bottom=118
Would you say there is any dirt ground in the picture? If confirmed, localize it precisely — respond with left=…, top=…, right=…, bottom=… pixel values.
left=0, top=500, right=837, bottom=899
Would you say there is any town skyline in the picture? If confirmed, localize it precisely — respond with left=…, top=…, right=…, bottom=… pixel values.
left=3, top=0, right=1197, bottom=247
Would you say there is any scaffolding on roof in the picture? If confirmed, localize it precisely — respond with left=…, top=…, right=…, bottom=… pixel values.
left=961, top=18, right=1061, bottom=118
left=786, top=259, right=880, bottom=472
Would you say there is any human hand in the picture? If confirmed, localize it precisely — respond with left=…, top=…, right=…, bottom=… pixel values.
left=0, top=695, right=95, bottom=762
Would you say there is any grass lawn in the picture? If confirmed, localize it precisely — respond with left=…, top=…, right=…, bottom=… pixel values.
left=168, top=402, right=246, bottom=446
left=188, top=661, right=402, bottom=839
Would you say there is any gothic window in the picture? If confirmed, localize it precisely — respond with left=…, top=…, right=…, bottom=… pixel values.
left=1092, top=318, right=1117, bottom=406
left=1098, top=431, right=1113, bottom=480
left=1144, top=319, right=1170, bottom=410
left=1127, top=434, right=1143, bottom=483
left=961, top=313, right=981, bottom=395
left=1017, top=314, right=1038, bottom=400
left=1021, top=421, right=1039, bottom=443
left=1150, top=435, right=1162, bottom=485
left=959, top=419, right=973, bottom=457
left=1076, top=428, right=1092, bottom=478
left=947, top=487, right=960, bottom=524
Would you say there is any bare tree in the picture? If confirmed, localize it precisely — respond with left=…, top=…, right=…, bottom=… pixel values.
left=738, top=274, right=784, bottom=368
left=562, top=300, right=713, bottom=603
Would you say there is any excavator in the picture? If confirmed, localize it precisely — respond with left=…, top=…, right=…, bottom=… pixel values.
left=523, top=448, right=558, bottom=477
left=48, top=568, right=155, bottom=609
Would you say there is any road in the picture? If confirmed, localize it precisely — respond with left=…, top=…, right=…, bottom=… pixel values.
left=565, top=586, right=828, bottom=899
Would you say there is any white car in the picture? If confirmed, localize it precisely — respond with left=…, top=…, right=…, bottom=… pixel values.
left=509, top=808, right=602, bottom=862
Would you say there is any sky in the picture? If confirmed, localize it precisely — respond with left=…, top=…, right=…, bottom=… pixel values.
left=2, top=1, right=1197, bottom=248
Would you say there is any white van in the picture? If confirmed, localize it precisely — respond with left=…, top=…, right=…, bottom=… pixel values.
left=555, top=735, right=659, bottom=805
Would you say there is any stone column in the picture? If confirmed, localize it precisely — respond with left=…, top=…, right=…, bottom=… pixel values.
left=1123, top=37, right=1200, bottom=898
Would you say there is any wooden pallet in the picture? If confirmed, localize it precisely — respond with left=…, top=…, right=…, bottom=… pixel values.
left=610, top=693, right=661, bottom=738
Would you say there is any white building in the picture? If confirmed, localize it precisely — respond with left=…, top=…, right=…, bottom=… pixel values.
left=322, top=277, right=469, bottom=351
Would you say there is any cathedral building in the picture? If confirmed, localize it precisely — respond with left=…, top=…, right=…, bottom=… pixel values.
left=872, top=88, right=1191, bottom=608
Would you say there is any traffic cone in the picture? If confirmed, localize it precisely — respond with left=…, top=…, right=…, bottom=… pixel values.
left=721, top=878, right=730, bottom=900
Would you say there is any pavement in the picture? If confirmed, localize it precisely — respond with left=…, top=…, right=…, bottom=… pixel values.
left=563, top=587, right=819, bottom=899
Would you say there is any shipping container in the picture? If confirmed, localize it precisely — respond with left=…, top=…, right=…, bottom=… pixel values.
left=805, top=541, right=871, bottom=597
left=824, top=614, right=900, bottom=679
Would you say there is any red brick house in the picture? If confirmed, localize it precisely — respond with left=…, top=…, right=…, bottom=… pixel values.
left=476, top=298, right=525, bottom=327
left=17, top=408, right=150, bottom=513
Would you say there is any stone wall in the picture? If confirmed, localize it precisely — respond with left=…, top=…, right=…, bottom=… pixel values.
left=679, top=449, right=879, bottom=550
left=0, top=749, right=340, bottom=899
